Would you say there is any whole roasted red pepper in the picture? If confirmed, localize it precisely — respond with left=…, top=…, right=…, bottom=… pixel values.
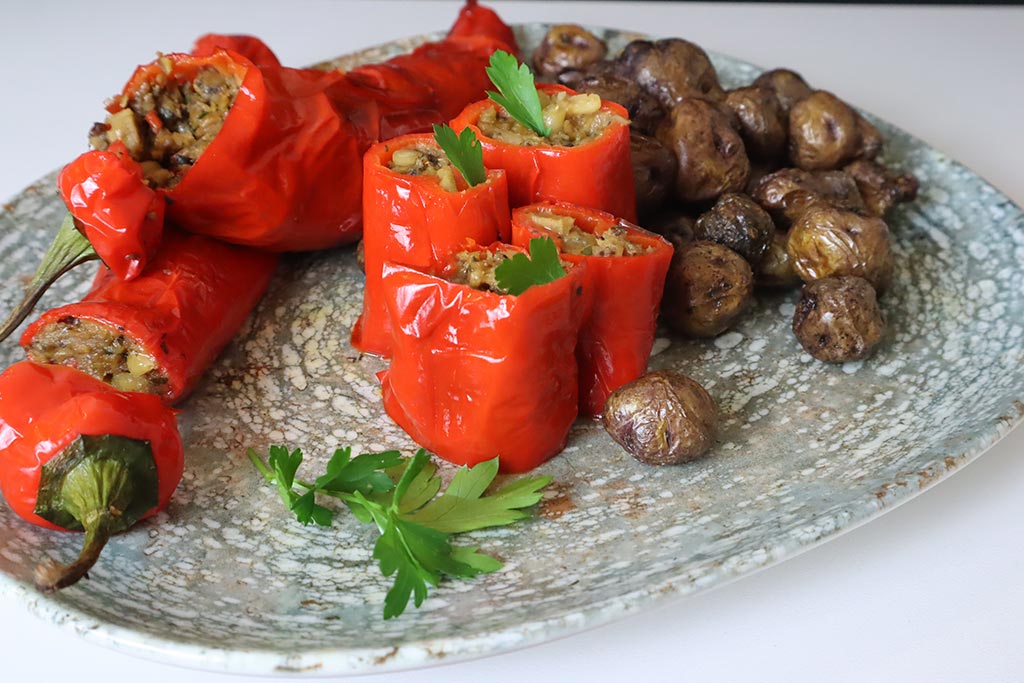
left=512, top=202, right=673, bottom=416
left=451, top=83, right=637, bottom=222
left=379, top=245, right=590, bottom=473
left=0, top=361, right=183, bottom=591
left=21, top=230, right=278, bottom=404
left=191, top=33, right=282, bottom=67
left=352, top=133, right=511, bottom=357
left=448, top=0, right=520, bottom=56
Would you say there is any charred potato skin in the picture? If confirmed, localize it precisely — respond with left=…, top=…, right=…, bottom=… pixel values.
left=695, top=193, right=776, bottom=265
left=533, top=24, right=609, bottom=80
left=756, top=231, right=801, bottom=289
left=631, top=133, right=679, bottom=218
left=663, top=240, right=754, bottom=337
left=558, top=68, right=666, bottom=134
left=793, top=276, right=885, bottom=363
left=602, top=370, right=719, bottom=465
left=751, top=167, right=865, bottom=228
left=724, top=86, right=787, bottom=163
left=657, top=99, right=751, bottom=203
left=844, top=159, right=920, bottom=217
left=616, top=38, right=725, bottom=108
left=752, top=68, right=813, bottom=113
left=788, top=91, right=862, bottom=171
left=786, top=205, right=894, bottom=292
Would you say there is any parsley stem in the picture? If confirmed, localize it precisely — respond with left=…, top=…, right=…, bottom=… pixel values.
left=246, top=448, right=275, bottom=482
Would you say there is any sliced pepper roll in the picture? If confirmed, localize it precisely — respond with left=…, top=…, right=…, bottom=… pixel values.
left=512, top=202, right=673, bottom=416
left=352, top=133, right=511, bottom=358
left=379, top=244, right=589, bottom=473
left=21, top=230, right=278, bottom=403
left=451, top=83, right=637, bottom=222
left=0, top=361, right=183, bottom=591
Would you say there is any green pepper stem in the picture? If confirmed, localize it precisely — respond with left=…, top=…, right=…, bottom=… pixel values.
left=34, top=517, right=114, bottom=592
left=0, top=212, right=98, bottom=343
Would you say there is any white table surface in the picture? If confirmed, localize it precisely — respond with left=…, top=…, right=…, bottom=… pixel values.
left=1, top=1, right=1022, bottom=680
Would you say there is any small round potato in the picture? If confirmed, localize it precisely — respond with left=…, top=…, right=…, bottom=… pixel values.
left=786, top=205, right=894, bottom=291
left=648, top=211, right=696, bottom=250
left=558, top=69, right=666, bottom=134
left=602, top=370, right=718, bottom=465
left=844, top=159, right=920, bottom=218
left=788, top=91, right=861, bottom=170
left=631, top=133, right=678, bottom=218
left=533, top=24, right=608, bottom=80
left=694, top=193, right=776, bottom=265
left=793, top=276, right=885, bottom=362
left=751, top=167, right=865, bottom=228
left=856, top=116, right=884, bottom=160
left=615, top=38, right=725, bottom=107
left=656, top=99, right=750, bottom=203
left=755, top=232, right=801, bottom=289
left=663, top=240, right=754, bottom=337
left=752, top=68, right=813, bottom=113
left=724, top=86, right=787, bottom=162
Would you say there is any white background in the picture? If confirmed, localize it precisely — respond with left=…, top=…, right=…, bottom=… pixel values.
left=0, top=2, right=1022, bottom=681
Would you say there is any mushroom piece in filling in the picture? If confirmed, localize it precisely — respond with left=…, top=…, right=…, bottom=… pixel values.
left=526, top=211, right=650, bottom=257
left=387, top=144, right=461, bottom=192
left=90, top=63, right=242, bottom=188
left=477, top=90, right=626, bottom=147
left=25, top=317, right=168, bottom=394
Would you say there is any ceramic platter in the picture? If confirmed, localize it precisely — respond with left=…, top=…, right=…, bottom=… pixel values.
left=0, top=24, right=1022, bottom=677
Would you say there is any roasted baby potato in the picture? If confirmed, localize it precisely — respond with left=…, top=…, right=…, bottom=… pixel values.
left=631, top=133, right=678, bottom=218
left=724, top=86, right=787, bottom=163
left=694, top=193, right=776, bottom=265
left=788, top=91, right=862, bottom=171
left=786, top=205, right=894, bottom=291
left=751, top=167, right=865, bottom=228
left=533, top=24, right=608, bottom=80
left=844, top=159, right=920, bottom=217
left=752, top=68, right=813, bottom=113
left=602, top=370, right=719, bottom=465
left=648, top=211, right=697, bottom=250
left=755, top=231, right=801, bottom=289
left=616, top=38, right=725, bottom=108
left=793, top=276, right=885, bottom=362
left=663, top=240, right=754, bottom=337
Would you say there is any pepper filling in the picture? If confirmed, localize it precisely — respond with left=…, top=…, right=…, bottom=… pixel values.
left=26, top=317, right=168, bottom=395
left=447, top=249, right=517, bottom=292
left=478, top=91, right=626, bottom=147
left=89, top=60, right=242, bottom=188
left=527, top=211, right=649, bottom=256
left=387, top=144, right=461, bottom=192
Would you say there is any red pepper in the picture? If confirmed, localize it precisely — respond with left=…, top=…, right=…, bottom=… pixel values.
left=21, top=230, right=278, bottom=404
left=448, top=0, right=520, bottom=56
left=512, top=202, right=673, bottom=416
left=378, top=245, right=590, bottom=473
left=191, top=33, right=281, bottom=67
left=57, top=141, right=164, bottom=282
left=451, top=83, right=637, bottom=222
left=0, top=361, right=183, bottom=591
left=352, top=133, right=511, bottom=357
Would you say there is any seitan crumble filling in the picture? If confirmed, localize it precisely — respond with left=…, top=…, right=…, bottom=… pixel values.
left=527, top=211, right=649, bottom=257
left=387, top=144, right=460, bottom=192
left=477, top=91, right=625, bottom=147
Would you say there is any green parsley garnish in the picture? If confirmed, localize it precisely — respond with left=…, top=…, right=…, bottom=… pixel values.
left=494, top=237, right=567, bottom=296
left=433, top=124, right=487, bottom=187
left=485, top=50, right=551, bottom=138
left=248, top=446, right=551, bottom=619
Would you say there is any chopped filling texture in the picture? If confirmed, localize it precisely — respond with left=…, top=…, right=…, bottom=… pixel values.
left=478, top=91, right=625, bottom=147
left=27, top=317, right=168, bottom=395
left=527, top=211, right=649, bottom=256
left=447, top=249, right=517, bottom=292
left=387, top=144, right=460, bottom=192
left=90, top=61, right=241, bottom=188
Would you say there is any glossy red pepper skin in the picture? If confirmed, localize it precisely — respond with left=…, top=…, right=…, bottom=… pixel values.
left=57, top=141, right=164, bottom=281
left=21, top=231, right=278, bottom=404
left=352, top=134, right=511, bottom=358
left=451, top=83, right=637, bottom=222
left=379, top=246, right=590, bottom=473
left=191, top=33, right=281, bottom=67
left=448, top=0, right=520, bottom=56
left=0, top=361, right=182, bottom=532
left=512, top=202, right=673, bottom=416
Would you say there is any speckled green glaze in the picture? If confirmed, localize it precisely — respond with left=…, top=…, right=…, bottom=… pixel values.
left=0, top=25, right=1022, bottom=676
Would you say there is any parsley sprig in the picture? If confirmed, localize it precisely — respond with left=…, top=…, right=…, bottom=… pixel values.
left=495, top=237, right=567, bottom=295
left=433, top=124, right=487, bottom=187
left=248, top=446, right=551, bottom=619
left=485, top=50, right=550, bottom=137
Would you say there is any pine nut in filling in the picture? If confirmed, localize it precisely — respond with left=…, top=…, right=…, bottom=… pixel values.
left=387, top=144, right=460, bottom=192
left=527, top=211, right=651, bottom=257
left=25, top=317, right=169, bottom=395
left=477, top=91, right=626, bottom=147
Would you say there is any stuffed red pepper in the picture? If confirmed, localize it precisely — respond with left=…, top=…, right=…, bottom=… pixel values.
left=21, top=231, right=278, bottom=403
left=452, top=83, right=636, bottom=222
left=512, top=202, right=673, bottom=416
left=352, top=133, right=510, bottom=357
left=379, top=243, right=589, bottom=473
left=0, top=361, right=183, bottom=591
